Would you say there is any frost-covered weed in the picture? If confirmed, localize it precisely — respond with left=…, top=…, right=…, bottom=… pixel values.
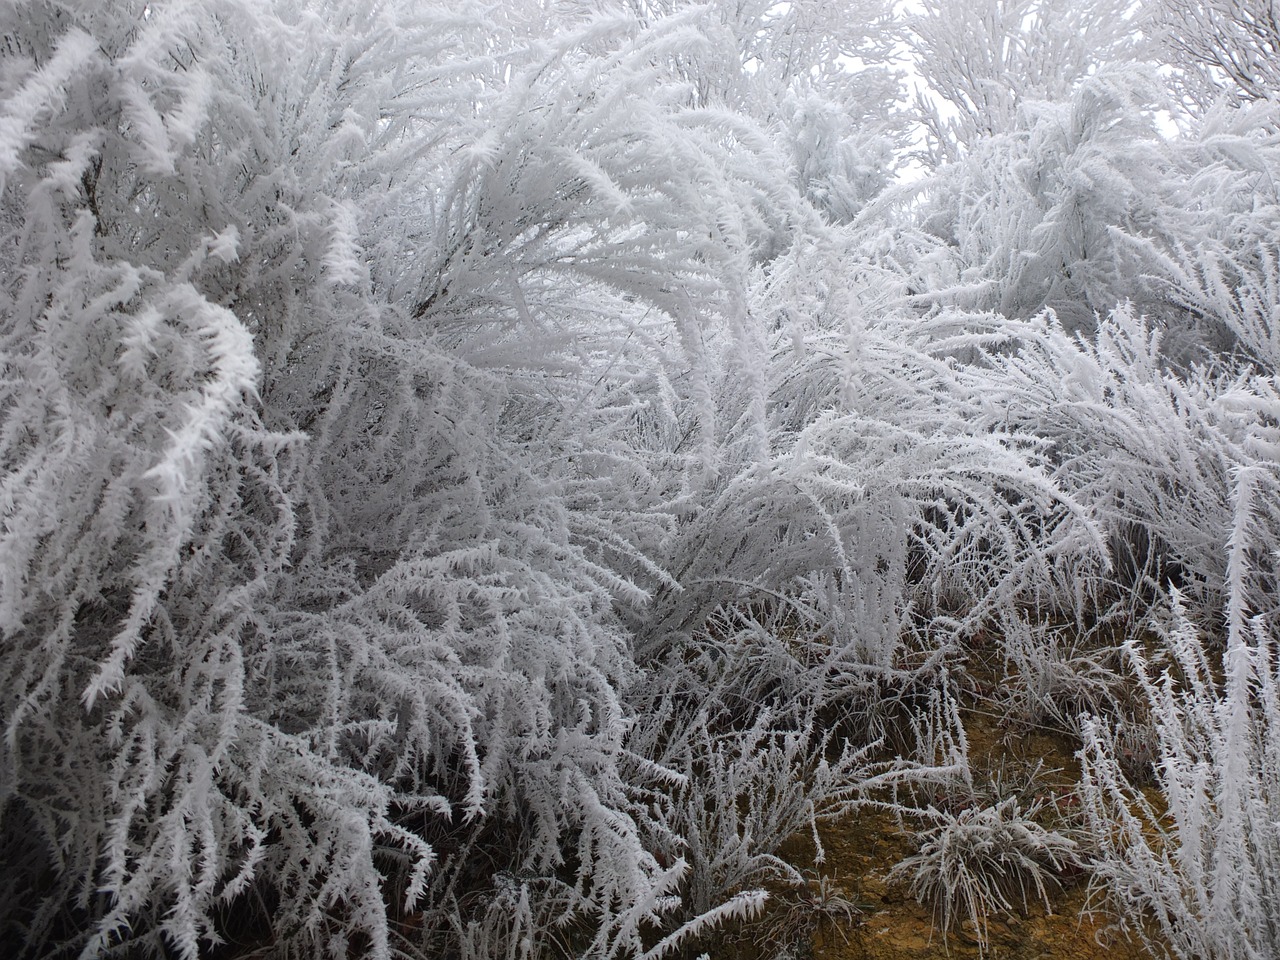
left=744, top=872, right=864, bottom=958
left=956, top=305, right=1280, bottom=622
left=1079, top=469, right=1280, bottom=960
left=996, top=610, right=1128, bottom=734
left=890, top=793, right=1079, bottom=954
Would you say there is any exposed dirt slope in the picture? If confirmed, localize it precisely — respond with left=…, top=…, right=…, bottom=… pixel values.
left=742, top=706, right=1155, bottom=960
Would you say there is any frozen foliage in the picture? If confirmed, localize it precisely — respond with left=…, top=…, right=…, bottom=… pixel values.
left=903, top=0, right=1141, bottom=163
left=1080, top=571, right=1280, bottom=959
left=1142, top=0, right=1280, bottom=106
left=5, top=0, right=1280, bottom=957
left=890, top=793, right=1078, bottom=954
left=0, top=1, right=948, bottom=957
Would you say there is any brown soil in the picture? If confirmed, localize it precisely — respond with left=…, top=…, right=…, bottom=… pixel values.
left=737, top=703, right=1157, bottom=960
left=810, top=813, right=1142, bottom=960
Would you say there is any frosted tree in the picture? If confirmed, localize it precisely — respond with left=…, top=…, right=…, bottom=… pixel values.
left=1142, top=0, right=1280, bottom=107
left=902, top=0, right=1142, bottom=163
left=903, top=66, right=1176, bottom=335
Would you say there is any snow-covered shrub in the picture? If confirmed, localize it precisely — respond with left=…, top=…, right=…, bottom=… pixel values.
left=996, top=610, right=1128, bottom=734
left=0, top=2, right=735, bottom=955
left=0, top=3, right=397, bottom=955
left=786, top=90, right=899, bottom=225
left=1111, top=101, right=1280, bottom=371
left=909, top=67, right=1176, bottom=331
left=634, top=701, right=873, bottom=918
left=0, top=1, right=975, bottom=956
left=958, top=304, right=1280, bottom=622
left=1148, top=234, right=1280, bottom=374
left=640, top=233, right=1109, bottom=668
left=890, top=792, right=1079, bottom=953
left=1079, top=460, right=1280, bottom=960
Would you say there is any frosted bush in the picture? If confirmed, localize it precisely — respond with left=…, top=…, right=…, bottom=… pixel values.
left=10, top=1, right=1280, bottom=957
left=0, top=2, right=713, bottom=955
left=1080, top=458, right=1280, bottom=960
left=890, top=794, right=1079, bottom=954
left=996, top=609, right=1127, bottom=733
left=0, top=1, right=947, bottom=956
left=955, top=305, right=1280, bottom=621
